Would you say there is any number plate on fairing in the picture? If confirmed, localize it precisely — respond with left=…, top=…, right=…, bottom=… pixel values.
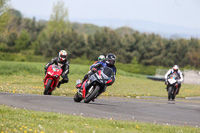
left=168, top=78, right=176, bottom=84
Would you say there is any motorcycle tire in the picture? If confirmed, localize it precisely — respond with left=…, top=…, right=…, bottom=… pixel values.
left=172, top=87, right=176, bottom=100
left=74, top=92, right=82, bottom=102
left=44, top=79, right=53, bottom=95
left=168, top=86, right=173, bottom=100
left=84, top=85, right=100, bottom=103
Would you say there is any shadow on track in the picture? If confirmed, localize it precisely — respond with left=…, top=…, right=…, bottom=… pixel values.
left=73, top=101, right=116, bottom=106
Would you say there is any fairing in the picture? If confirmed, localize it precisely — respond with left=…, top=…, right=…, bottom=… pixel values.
left=80, top=67, right=113, bottom=99
left=44, top=65, right=63, bottom=92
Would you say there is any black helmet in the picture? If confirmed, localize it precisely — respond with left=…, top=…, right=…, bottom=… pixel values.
left=106, top=53, right=116, bottom=66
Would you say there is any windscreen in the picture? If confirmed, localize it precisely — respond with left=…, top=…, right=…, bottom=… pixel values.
left=103, top=67, right=113, bottom=77
left=169, top=73, right=179, bottom=80
left=52, top=65, right=61, bottom=72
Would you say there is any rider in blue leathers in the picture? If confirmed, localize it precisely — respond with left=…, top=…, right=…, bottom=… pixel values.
left=76, top=53, right=117, bottom=88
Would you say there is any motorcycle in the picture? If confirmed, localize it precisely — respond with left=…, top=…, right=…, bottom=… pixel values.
left=74, top=67, right=113, bottom=103
left=43, top=65, right=62, bottom=95
left=167, top=73, right=179, bottom=101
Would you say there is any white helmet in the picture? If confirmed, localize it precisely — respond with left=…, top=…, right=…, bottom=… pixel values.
left=59, top=50, right=67, bottom=61
left=173, top=65, right=179, bottom=72
left=98, top=55, right=105, bottom=62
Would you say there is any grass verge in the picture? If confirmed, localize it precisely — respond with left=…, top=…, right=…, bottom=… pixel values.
left=0, top=105, right=199, bottom=133
left=1, top=74, right=200, bottom=98
left=0, top=61, right=200, bottom=98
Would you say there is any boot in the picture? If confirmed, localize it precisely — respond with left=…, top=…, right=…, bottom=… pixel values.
left=76, top=83, right=82, bottom=88
left=76, top=77, right=86, bottom=88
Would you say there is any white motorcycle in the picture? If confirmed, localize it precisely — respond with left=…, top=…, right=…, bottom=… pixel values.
left=167, top=73, right=179, bottom=101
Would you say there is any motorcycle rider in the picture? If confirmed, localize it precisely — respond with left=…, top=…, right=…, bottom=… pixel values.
left=165, top=65, right=183, bottom=95
left=93, top=55, right=106, bottom=64
left=76, top=55, right=106, bottom=88
left=76, top=53, right=117, bottom=89
left=44, top=50, right=70, bottom=88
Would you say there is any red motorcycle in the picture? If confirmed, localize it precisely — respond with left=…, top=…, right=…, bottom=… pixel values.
left=43, top=65, right=62, bottom=95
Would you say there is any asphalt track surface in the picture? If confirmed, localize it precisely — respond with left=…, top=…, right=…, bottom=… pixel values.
left=0, top=92, right=200, bottom=127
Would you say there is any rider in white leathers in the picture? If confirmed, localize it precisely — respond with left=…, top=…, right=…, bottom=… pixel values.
left=164, top=65, right=184, bottom=95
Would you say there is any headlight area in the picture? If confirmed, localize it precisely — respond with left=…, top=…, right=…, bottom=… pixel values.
left=47, top=71, right=59, bottom=77
left=47, top=71, right=53, bottom=76
left=54, top=75, right=59, bottom=77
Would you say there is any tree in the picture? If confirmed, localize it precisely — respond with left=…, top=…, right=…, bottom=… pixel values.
left=7, top=32, right=17, bottom=47
left=187, top=48, right=200, bottom=68
left=187, top=39, right=200, bottom=67
left=47, top=0, right=71, bottom=35
left=89, top=28, right=121, bottom=60
left=34, top=0, right=72, bottom=57
left=3, top=9, right=22, bottom=37
left=15, top=30, right=31, bottom=51
left=0, top=0, right=10, bottom=32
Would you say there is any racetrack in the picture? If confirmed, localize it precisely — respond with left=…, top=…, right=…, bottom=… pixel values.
left=0, top=92, right=200, bottom=127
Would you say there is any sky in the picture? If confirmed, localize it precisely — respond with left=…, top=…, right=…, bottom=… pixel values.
left=10, top=0, right=200, bottom=38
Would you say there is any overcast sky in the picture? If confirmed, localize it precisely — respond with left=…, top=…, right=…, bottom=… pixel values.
left=10, top=0, right=200, bottom=38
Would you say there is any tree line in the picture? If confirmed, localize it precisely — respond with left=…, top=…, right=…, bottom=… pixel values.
left=0, top=0, right=200, bottom=68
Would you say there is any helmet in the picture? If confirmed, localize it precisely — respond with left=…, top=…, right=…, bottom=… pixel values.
left=173, top=65, right=179, bottom=72
left=98, top=55, right=105, bottom=62
left=59, top=50, right=67, bottom=61
left=106, top=53, right=116, bottom=66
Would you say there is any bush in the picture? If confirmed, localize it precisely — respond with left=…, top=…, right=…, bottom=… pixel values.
left=116, top=63, right=157, bottom=75
left=0, top=52, right=49, bottom=62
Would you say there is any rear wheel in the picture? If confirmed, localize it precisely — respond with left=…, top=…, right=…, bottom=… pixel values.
left=84, top=85, right=100, bottom=103
left=44, top=79, right=53, bottom=95
left=74, top=92, right=82, bottom=102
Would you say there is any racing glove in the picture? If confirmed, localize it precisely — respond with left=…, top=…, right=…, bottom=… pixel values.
left=91, top=68, right=97, bottom=73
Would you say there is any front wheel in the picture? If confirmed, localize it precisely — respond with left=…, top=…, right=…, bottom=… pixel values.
left=84, top=85, right=100, bottom=103
left=74, top=92, right=82, bottom=102
left=44, top=79, right=53, bottom=95
left=172, top=87, right=177, bottom=100
left=168, top=86, right=173, bottom=100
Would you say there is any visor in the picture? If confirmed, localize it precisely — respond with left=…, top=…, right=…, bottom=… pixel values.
left=59, top=57, right=66, bottom=61
left=109, top=60, right=115, bottom=65
left=60, top=55, right=66, bottom=58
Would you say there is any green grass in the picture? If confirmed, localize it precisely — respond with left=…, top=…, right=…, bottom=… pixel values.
left=0, top=61, right=200, bottom=98
left=0, top=52, right=157, bottom=75
left=1, top=61, right=200, bottom=132
left=0, top=105, right=199, bottom=133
